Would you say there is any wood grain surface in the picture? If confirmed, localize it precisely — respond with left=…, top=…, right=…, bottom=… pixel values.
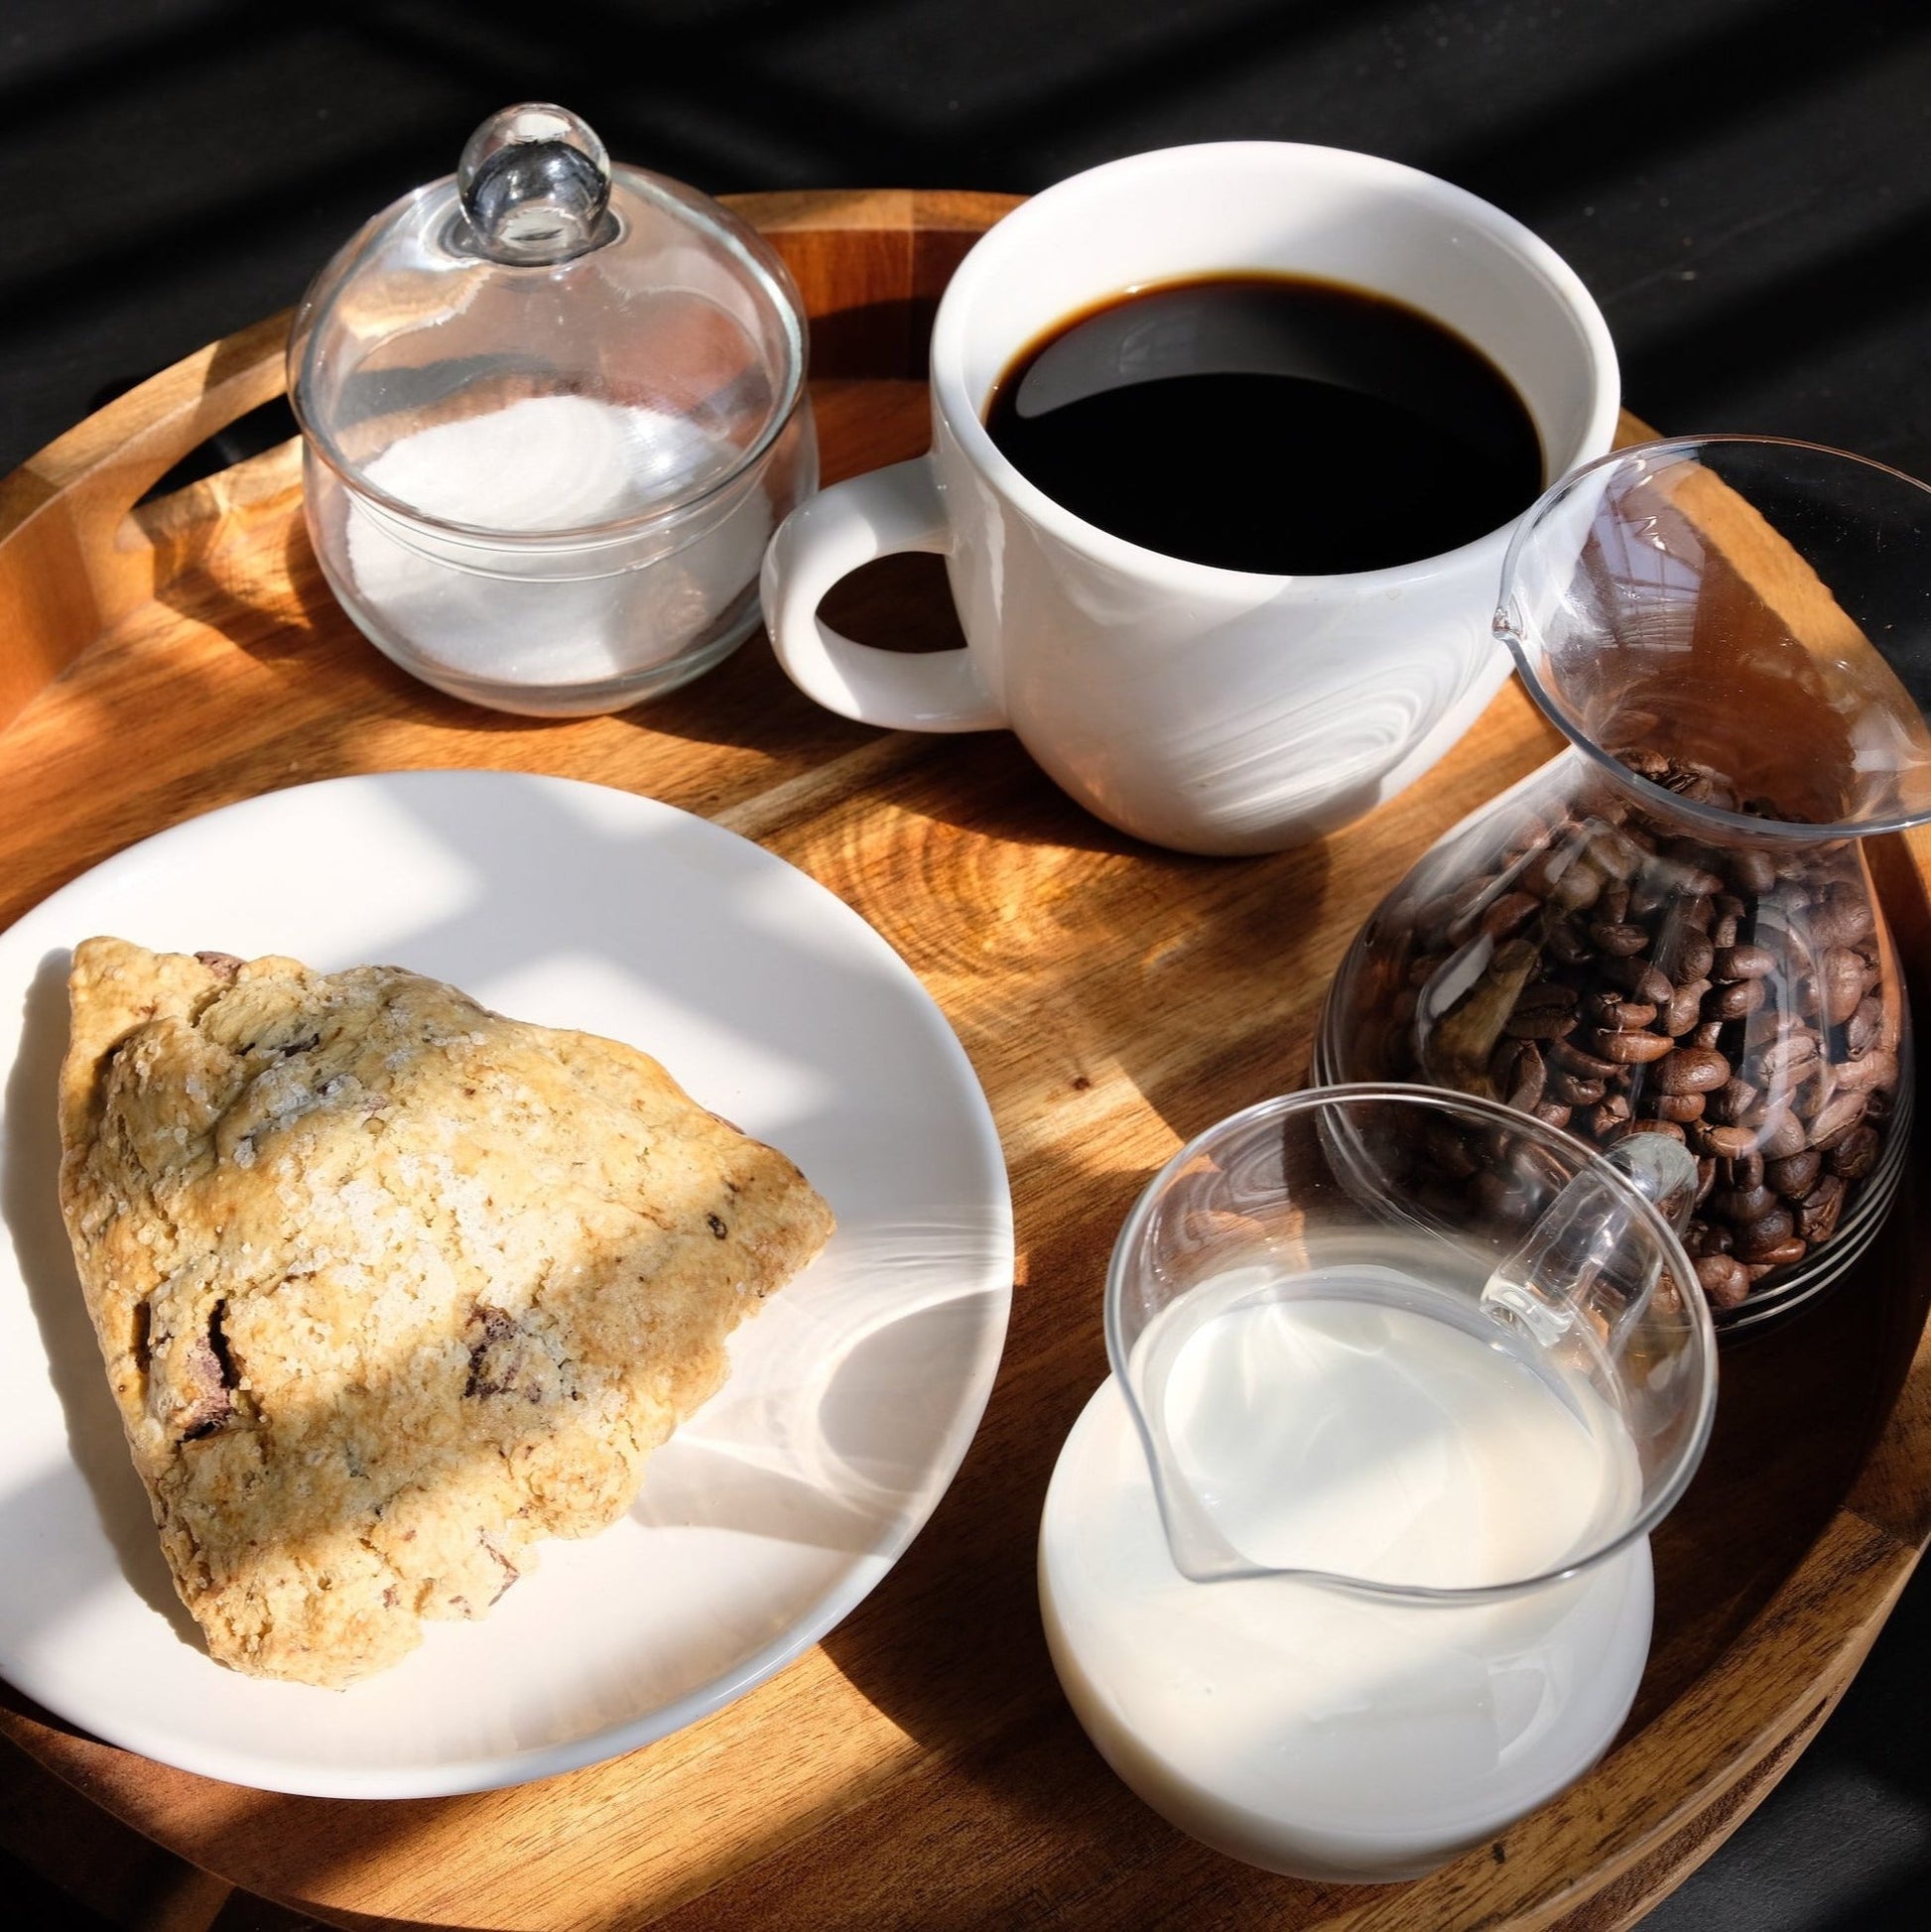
left=2, top=188, right=1929, bottom=1932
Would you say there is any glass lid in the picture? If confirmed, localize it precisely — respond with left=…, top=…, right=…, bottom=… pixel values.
left=287, top=104, right=808, bottom=545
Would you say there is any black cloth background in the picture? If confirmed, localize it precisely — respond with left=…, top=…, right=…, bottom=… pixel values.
left=3, top=3, right=1931, bottom=1926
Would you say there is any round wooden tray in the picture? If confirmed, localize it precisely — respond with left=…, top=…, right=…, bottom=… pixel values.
left=3, top=190, right=1930, bottom=1932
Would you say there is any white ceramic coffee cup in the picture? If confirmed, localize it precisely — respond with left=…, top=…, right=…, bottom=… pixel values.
left=761, top=143, right=1619, bottom=854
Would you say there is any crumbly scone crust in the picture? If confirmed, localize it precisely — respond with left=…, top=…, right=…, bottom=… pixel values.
left=57, top=937, right=835, bottom=1688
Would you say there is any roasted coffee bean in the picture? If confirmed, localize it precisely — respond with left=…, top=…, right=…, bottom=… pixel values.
left=1703, top=977, right=1766, bottom=1021
left=1822, top=947, right=1867, bottom=1027
left=1830, top=1126, right=1882, bottom=1180
left=1765, top=1150, right=1823, bottom=1196
left=1585, top=828, right=1644, bottom=880
left=1586, top=991, right=1657, bottom=1031
left=1797, top=1175, right=1847, bottom=1244
left=1837, top=1048, right=1897, bottom=1094
left=1659, top=932, right=1716, bottom=983
left=1662, top=766, right=1716, bottom=803
left=1625, top=1116, right=1688, bottom=1142
left=1546, top=918, right=1596, bottom=966
left=1693, top=1121, right=1759, bottom=1159
left=1501, top=836, right=1552, bottom=878
left=1658, top=861, right=1726, bottom=900
left=1407, top=953, right=1447, bottom=986
left=1654, top=1092, right=1706, bottom=1122
left=1413, top=887, right=1473, bottom=940
left=1727, top=849, right=1778, bottom=896
left=1584, top=1096, right=1632, bottom=1138
left=1709, top=1077, right=1757, bottom=1125
left=1712, top=1184, right=1778, bottom=1222
left=1758, top=1109, right=1809, bottom=1160
left=1550, top=866, right=1605, bottom=913
left=1792, top=1063, right=1837, bottom=1122
left=1553, top=1038, right=1621, bottom=1080
left=1655, top=1046, right=1731, bottom=1095
left=1480, top=891, right=1541, bottom=940
left=1710, top=913, right=1738, bottom=949
left=1695, top=1252, right=1751, bottom=1309
left=1589, top=920, right=1650, bottom=957
left=1691, top=1020, right=1726, bottom=1050
left=1494, top=1039, right=1547, bottom=1112
left=1659, top=980, right=1707, bottom=1036
left=1735, top=1209, right=1796, bottom=1260
left=1550, top=1068, right=1608, bottom=1106
left=1505, top=981, right=1580, bottom=1038
left=1809, top=891, right=1874, bottom=948
left=1517, top=846, right=1572, bottom=898
left=1532, top=1100, right=1574, bottom=1129
left=1688, top=1219, right=1734, bottom=1254
left=1806, top=1092, right=1868, bottom=1149
left=1751, top=1237, right=1810, bottom=1269
left=1592, top=1028, right=1674, bottom=1064
left=1712, top=943, right=1775, bottom=982
left=1728, top=1149, right=1767, bottom=1191
left=1595, top=956, right=1673, bottom=1005
left=1502, top=1134, right=1570, bottom=1192
left=1749, top=1033, right=1820, bottom=1082
left=1768, top=1067, right=1816, bottom=1122
left=1499, top=1004, right=1577, bottom=1035
left=1845, top=993, right=1883, bottom=1058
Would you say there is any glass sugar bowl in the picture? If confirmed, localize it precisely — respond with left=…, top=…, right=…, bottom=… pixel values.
left=1319, top=438, right=1931, bottom=1330
left=288, top=104, right=816, bottom=715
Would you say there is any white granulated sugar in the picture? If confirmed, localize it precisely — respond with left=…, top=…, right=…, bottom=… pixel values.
left=344, top=394, right=772, bottom=689
left=359, top=396, right=645, bottom=533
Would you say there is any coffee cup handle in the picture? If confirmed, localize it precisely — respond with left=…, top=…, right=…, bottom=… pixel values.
left=761, top=456, right=1006, bottom=731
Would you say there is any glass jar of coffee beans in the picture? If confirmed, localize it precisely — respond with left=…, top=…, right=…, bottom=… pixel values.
left=1318, top=438, right=1931, bottom=1329
left=1318, top=749, right=1908, bottom=1326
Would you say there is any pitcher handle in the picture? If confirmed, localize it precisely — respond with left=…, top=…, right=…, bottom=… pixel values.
left=1481, top=1132, right=1700, bottom=1347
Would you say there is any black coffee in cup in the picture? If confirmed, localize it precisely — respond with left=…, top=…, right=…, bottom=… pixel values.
left=983, top=274, right=1542, bottom=576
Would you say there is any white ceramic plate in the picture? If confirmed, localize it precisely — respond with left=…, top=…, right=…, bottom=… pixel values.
left=0, top=771, right=1012, bottom=1797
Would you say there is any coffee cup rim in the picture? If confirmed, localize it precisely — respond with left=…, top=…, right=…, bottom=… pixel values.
left=928, top=140, right=1621, bottom=589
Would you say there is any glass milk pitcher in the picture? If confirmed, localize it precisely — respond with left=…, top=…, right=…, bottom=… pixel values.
left=1320, top=438, right=1931, bottom=1328
left=1039, top=1085, right=1715, bottom=1883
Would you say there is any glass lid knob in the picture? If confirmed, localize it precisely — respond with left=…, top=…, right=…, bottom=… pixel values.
left=456, top=102, right=614, bottom=266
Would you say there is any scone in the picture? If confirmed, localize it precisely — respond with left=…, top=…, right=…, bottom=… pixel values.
left=56, top=937, right=835, bottom=1688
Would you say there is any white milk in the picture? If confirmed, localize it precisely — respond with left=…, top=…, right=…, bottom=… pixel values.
left=1039, top=1271, right=1652, bottom=1881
